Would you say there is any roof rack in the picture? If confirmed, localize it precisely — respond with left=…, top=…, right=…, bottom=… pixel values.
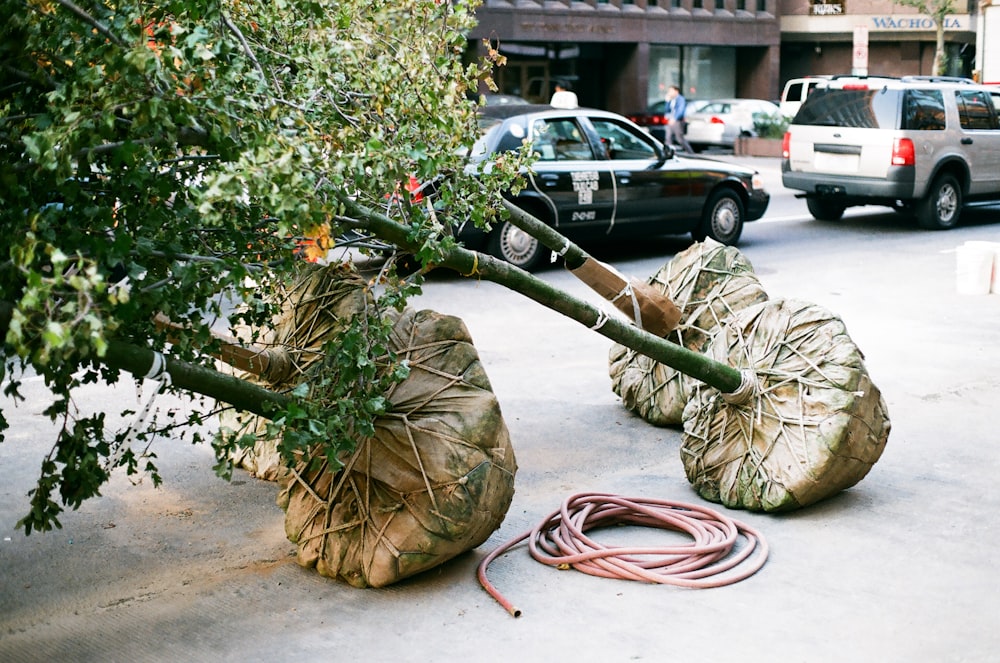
left=828, top=74, right=898, bottom=81
left=900, top=75, right=976, bottom=84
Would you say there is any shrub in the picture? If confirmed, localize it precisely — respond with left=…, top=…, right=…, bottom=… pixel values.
left=753, top=113, right=790, bottom=139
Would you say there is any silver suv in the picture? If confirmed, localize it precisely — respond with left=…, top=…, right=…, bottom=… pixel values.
left=781, top=75, right=1000, bottom=229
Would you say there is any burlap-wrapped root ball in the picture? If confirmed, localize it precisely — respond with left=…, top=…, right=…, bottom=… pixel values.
left=221, top=263, right=371, bottom=481
left=681, top=298, right=890, bottom=512
left=279, top=307, right=517, bottom=588
left=609, top=239, right=768, bottom=426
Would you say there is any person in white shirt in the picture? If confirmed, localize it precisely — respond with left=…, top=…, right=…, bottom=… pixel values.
left=550, top=81, right=579, bottom=109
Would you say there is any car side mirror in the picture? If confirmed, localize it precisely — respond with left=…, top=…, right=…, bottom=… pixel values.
left=654, top=141, right=673, bottom=165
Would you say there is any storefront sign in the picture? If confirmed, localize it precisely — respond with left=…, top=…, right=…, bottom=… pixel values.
left=782, top=13, right=971, bottom=33
left=519, top=21, right=616, bottom=35
left=810, top=3, right=843, bottom=15
left=869, top=15, right=966, bottom=30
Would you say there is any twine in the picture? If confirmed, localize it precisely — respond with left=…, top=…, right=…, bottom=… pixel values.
left=104, top=351, right=172, bottom=471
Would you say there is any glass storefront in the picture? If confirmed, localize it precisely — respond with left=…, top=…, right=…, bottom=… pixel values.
left=647, top=45, right=737, bottom=106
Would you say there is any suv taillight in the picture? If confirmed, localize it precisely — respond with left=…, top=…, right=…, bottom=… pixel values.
left=892, top=138, right=915, bottom=166
left=781, top=131, right=791, bottom=159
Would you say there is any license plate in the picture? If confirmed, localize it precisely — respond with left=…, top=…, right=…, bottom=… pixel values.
left=813, top=151, right=859, bottom=174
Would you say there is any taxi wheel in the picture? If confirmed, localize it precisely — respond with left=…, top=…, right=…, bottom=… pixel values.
left=694, top=189, right=744, bottom=246
left=487, top=219, right=549, bottom=272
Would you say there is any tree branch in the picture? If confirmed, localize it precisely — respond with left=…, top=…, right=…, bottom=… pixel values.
left=335, top=196, right=744, bottom=394
left=53, top=0, right=126, bottom=48
left=0, top=301, right=290, bottom=419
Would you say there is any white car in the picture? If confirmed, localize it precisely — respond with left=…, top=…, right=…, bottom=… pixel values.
left=779, top=76, right=831, bottom=118
left=684, top=99, right=782, bottom=151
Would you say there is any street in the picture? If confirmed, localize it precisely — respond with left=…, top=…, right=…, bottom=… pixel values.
left=3, top=158, right=1000, bottom=662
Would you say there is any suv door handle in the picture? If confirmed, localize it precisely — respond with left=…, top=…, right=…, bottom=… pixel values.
left=615, top=171, right=631, bottom=185
left=539, top=174, right=560, bottom=186
left=961, top=137, right=973, bottom=145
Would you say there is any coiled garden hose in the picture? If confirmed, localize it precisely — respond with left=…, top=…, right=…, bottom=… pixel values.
left=477, top=492, right=768, bottom=617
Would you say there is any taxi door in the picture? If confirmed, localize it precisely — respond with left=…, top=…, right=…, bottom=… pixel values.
left=586, top=116, right=695, bottom=230
left=526, top=117, right=616, bottom=235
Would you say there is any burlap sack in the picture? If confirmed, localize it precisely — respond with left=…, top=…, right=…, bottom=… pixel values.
left=681, top=298, right=890, bottom=512
left=609, top=239, right=768, bottom=426
left=221, top=263, right=371, bottom=481
left=278, top=307, right=517, bottom=587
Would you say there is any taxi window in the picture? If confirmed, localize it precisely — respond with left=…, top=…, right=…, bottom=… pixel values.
left=589, top=118, right=658, bottom=160
left=531, top=118, right=595, bottom=161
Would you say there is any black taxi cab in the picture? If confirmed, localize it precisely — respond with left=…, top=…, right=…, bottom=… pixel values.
left=460, top=105, right=770, bottom=270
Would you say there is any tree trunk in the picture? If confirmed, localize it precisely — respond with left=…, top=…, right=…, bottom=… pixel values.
left=1, top=301, right=290, bottom=419
left=935, top=23, right=946, bottom=74
left=339, top=196, right=745, bottom=394
left=3, top=194, right=746, bottom=420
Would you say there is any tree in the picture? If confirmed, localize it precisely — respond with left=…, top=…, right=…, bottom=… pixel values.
left=894, top=0, right=957, bottom=75
left=2, top=0, right=746, bottom=536
left=1, top=0, right=524, bottom=533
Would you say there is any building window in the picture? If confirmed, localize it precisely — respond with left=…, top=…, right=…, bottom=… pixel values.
left=647, top=45, right=737, bottom=107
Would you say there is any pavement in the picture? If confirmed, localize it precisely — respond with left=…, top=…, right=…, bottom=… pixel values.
left=3, top=158, right=1000, bottom=662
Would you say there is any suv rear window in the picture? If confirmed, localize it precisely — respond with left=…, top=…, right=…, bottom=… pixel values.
left=794, top=88, right=901, bottom=129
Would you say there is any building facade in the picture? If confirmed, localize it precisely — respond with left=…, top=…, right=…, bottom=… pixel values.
left=467, top=0, right=782, bottom=115
left=468, top=0, right=987, bottom=114
left=778, top=0, right=978, bottom=83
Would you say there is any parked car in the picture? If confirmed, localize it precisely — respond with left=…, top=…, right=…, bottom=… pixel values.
left=627, top=99, right=708, bottom=142
left=782, top=75, right=1000, bottom=229
left=458, top=105, right=770, bottom=270
left=684, top=98, right=782, bottom=151
left=778, top=76, right=831, bottom=118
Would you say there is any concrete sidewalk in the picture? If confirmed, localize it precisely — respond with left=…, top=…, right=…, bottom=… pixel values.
left=3, top=168, right=1000, bottom=662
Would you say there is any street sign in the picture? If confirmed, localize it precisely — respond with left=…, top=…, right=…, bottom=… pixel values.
left=853, top=25, right=869, bottom=75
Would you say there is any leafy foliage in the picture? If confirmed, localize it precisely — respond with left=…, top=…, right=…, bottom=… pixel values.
left=752, top=113, right=789, bottom=139
left=893, top=0, right=956, bottom=74
left=1, top=0, right=523, bottom=532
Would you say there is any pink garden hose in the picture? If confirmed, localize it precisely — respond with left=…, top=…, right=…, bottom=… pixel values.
left=477, top=492, right=768, bottom=617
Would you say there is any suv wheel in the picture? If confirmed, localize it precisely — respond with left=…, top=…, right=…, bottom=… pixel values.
left=806, top=197, right=846, bottom=221
left=694, top=189, right=744, bottom=245
left=916, top=174, right=962, bottom=230
left=487, top=219, right=549, bottom=271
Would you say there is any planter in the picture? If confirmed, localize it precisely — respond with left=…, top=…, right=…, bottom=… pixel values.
left=734, top=136, right=783, bottom=158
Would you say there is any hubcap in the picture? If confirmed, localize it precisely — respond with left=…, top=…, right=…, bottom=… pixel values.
left=714, top=200, right=738, bottom=236
left=938, top=184, right=958, bottom=222
left=501, top=226, right=538, bottom=264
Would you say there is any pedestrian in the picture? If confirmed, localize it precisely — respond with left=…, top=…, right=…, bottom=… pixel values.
left=550, top=80, right=579, bottom=109
left=666, top=84, right=693, bottom=153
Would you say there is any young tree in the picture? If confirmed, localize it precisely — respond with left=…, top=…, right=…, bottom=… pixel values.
left=0, top=0, right=520, bottom=532
left=1, top=0, right=745, bottom=536
left=894, top=0, right=957, bottom=75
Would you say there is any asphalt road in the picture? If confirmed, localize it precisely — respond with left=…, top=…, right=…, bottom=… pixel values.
left=3, top=158, right=1000, bottom=662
